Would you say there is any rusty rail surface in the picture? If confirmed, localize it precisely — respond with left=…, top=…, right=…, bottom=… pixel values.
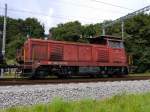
left=0, top=76, right=150, bottom=86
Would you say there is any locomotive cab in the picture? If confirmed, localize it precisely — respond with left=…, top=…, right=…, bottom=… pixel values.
left=88, top=35, right=128, bottom=76
left=88, top=35, right=124, bottom=48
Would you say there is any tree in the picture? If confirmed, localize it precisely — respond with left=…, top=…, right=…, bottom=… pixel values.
left=100, top=14, right=150, bottom=72
left=6, top=34, right=26, bottom=59
left=23, top=18, right=44, bottom=38
left=0, top=16, right=45, bottom=59
left=124, top=13, right=150, bottom=72
left=82, top=24, right=96, bottom=38
left=0, top=13, right=150, bottom=72
left=50, top=21, right=82, bottom=41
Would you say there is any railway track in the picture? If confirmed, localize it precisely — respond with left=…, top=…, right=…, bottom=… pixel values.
left=0, top=76, right=150, bottom=86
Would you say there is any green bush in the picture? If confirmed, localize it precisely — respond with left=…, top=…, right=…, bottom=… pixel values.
left=1, top=92, right=150, bottom=112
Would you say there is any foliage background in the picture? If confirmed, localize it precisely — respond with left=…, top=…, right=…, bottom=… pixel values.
left=0, top=13, right=150, bottom=72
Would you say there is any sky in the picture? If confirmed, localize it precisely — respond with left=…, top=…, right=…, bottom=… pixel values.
left=0, top=0, right=150, bottom=34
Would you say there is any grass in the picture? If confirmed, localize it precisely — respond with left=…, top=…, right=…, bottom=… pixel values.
left=129, top=72, right=150, bottom=76
left=1, top=92, right=150, bottom=112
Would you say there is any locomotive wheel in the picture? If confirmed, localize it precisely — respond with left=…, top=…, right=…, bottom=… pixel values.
left=54, top=73, right=63, bottom=79
left=89, top=74, right=96, bottom=78
left=54, top=66, right=73, bottom=79
left=21, top=69, right=33, bottom=78
left=56, top=73, right=71, bottom=79
left=32, top=66, right=49, bottom=79
left=96, top=74, right=103, bottom=78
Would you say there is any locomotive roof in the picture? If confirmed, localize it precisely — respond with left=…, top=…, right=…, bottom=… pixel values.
left=87, top=35, right=123, bottom=42
left=96, top=35, right=122, bottom=40
left=27, top=38, right=93, bottom=46
left=26, top=35, right=123, bottom=46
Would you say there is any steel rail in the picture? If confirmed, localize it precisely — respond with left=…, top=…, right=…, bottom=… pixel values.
left=0, top=76, right=150, bottom=86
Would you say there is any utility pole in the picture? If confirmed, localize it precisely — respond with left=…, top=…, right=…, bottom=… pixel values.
left=102, top=23, right=105, bottom=35
left=26, top=26, right=31, bottom=38
left=2, top=4, right=7, bottom=57
left=0, top=30, right=2, bottom=77
left=1, top=4, right=7, bottom=78
left=121, top=21, right=124, bottom=40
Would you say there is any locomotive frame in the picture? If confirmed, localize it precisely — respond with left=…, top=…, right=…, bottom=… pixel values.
left=17, top=35, right=128, bottom=78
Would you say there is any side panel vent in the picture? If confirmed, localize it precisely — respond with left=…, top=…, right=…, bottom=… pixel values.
left=32, top=44, right=48, bottom=60
left=50, top=44, right=63, bottom=61
left=97, top=50, right=109, bottom=62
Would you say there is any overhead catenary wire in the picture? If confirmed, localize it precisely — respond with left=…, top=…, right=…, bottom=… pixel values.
left=9, top=8, right=97, bottom=20
left=49, top=0, right=128, bottom=14
left=0, top=1, right=148, bottom=35
left=102, top=4, right=150, bottom=39
left=104, top=5, right=150, bottom=28
left=0, top=0, right=135, bottom=21
left=91, top=0, right=134, bottom=11
left=0, top=0, right=138, bottom=26
left=0, top=0, right=148, bottom=23
left=0, top=7, right=107, bottom=22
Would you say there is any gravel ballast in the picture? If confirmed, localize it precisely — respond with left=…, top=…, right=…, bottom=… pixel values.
left=0, top=80, right=150, bottom=108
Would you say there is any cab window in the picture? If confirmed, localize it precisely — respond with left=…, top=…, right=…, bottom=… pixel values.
left=108, top=40, right=124, bottom=48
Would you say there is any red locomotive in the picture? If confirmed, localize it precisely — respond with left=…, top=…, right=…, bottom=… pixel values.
left=16, top=35, right=128, bottom=78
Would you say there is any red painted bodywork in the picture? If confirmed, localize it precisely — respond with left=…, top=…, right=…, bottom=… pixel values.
left=19, top=36, right=128, bottom=69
